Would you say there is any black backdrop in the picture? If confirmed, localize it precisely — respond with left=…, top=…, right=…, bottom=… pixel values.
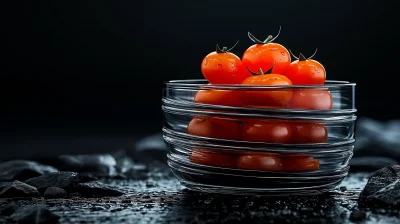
left=2, top=0, right=400, bottom=138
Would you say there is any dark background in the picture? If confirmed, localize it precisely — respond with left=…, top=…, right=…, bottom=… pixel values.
left=1, top=1, right=399, bottom=158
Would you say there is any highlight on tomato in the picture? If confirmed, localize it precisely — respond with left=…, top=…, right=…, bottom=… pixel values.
left=189, top=148, right=238, bottom=169
left=284, top=49, right=326, bottom=85
left=290, top=122, right=328, bottom=144
left=237, top=155, right=282, bottom=171
left=240, top=65, right=293, bottom=108
left=242, top=27, right=291, bottom=75
left=281, top=155, right=320, bottom=171
left=242, top=122, right=292, bottom=143
left=187, top=117, right=241, bottom=141
left=194, top=89, right=243, bottom=107
left=289, top=89, right=333, bottom=110
left=201, top=41, right=250, bottom=84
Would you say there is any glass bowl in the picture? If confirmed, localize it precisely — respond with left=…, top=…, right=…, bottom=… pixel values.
left=162, top=79, right=356, bottom=195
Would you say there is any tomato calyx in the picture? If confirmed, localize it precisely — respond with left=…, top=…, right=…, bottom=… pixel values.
left=246, top=65, right=274, bottom=76
left=247, top=26, right=281, bottom=44
left=216, top=40, right=239, bottom=53
left=289, top=48, right=318, bottom=62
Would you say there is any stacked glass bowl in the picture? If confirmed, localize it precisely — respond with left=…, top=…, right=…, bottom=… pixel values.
left=162, top=80, right=356, bottom=195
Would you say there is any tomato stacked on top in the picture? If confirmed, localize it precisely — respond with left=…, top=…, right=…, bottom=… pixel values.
left=188, top=27, right=332, bottom=172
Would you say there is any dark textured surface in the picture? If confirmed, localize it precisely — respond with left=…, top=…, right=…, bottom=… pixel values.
left=360, top=165, right=400, bottom=206
left=11, top=205, right=60, bottom=224
left=24, top=172, right=80, bottom=195
left=0, top=181, right=40, bottom=198
left=0, top=160, right=58, bottom=182
left=77, top=181, right=124, bottom=197
left=44, top=187, right=68, bottom=199
left=1, top=166, right=400, bottom=224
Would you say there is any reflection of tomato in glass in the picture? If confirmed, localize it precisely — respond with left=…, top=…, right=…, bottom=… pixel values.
left=201, top=42, right=250, bottom=84
left=290, top=123, right=328, bottom=144
left=289, top=89, right=332, bottom=110
left=242, top=122, right=292, bottom=143
left=189, top=149, right=237, bottom=169
left=237, top=155, right=282, bottom=171
left=240, top=66, right=293, bottom=108
left=187, top=117, right=241, bottom=141
left=194, top=90, right=243, bottom=107
left=281, top=155, right=320, bottom=171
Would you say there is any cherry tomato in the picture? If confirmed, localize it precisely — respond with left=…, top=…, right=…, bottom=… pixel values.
left=201, top=42, right=250, bottom=84
left=194, top=90, right=243, bottom=107
left=237, top=155, right=282, bottom=171
left=190, top=149, right=237, bottom=168
left=240, top=67, right=293, bottom=107
left=289, top=89, right=332, bottom=110
left=284, top=50, right=326, bottom=85
left=242, top=29, right=291, bottom=75
left=290, top=123, right=328, bottom=144
left=187, top=117, right=241, bottom=140
left=242, top=122, right=292, bottom=143
left=281, top=156, right=320, bottom=171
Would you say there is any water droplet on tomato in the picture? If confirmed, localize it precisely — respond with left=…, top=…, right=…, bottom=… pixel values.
left=314, top=67, right=318, bottom=71
left=270, top=48, right=277, bottom=51
left=231, top=63, right=235, bottom=68
left=280, top=52, right=285, bottom=56
left=217, top=64, right=223, bottom=68
left=204, top=60, right=207, bottom=65
left=258, top=56, right=263, bottom=60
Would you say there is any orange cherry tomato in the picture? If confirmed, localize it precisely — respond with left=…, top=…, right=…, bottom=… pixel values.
left=290, top=123, right=328, bottom=144
left=281, top=156, right=320, bottom=171
left=190, top=149, right=237, bottom=168
left=194, top=90, right=243, bottom=107
left=187, top=117, right=241, bottom=140
left=242, top=28, right=291, bottom=74
left=201, top=42, right=250, bottom=84
left=289, top=89, right=332, bottom=110
left=237, top=155, right=282, bottom=171
left=284, top=50, right=326, bottom=85
left=240, top=67, right=293, bottom=108
left=242, top=122, right=292, bottom=143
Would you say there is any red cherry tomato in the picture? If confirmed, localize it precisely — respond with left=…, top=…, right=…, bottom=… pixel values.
left=190, top=149, right=237, bottom=168
left=242, top=29, right=291, bottom=74
left=242, top=122, right=292, bottom=143
left=187, top=117, right=241, bottom=140
left=281, top=156, right=320, bottom=171
left=240, top=67, right=293, bottom=108
left=237, top=155, right=282, bottom=171
left=194, top=90, right=243, bottom=107
left=201, top=43, right=250, bottom=84
left=289, top=89, right=332, bottom=110
left=290, top=123, right=328, bottom=144
left=284, top=51, right=326, bottom=85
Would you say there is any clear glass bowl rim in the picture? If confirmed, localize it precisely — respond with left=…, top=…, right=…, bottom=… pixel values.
left=164, top=79, right=356, bottom=90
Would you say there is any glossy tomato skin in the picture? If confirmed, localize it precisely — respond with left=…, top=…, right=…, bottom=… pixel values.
left=190, top=149, right=237, bottom=168
left=281, top=156, right=320, bottom=171
left=290, top=123, right=328, bottom=144
left=284, top=59, right=326, bottom=85
left=201, top=52, right=250, bottom=84
left=242, top=122, right=292, bottom=143
left=187, top=117, right=241, bottom=140
left=237, top=155, right=282, bottom=171
left=289, top=90, right=332, bottom=110
left=242, top=43, right=291, bottom=75
left=194, top=90, right=243, bottom=107
left=240, top=74, right=293, bottom=107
